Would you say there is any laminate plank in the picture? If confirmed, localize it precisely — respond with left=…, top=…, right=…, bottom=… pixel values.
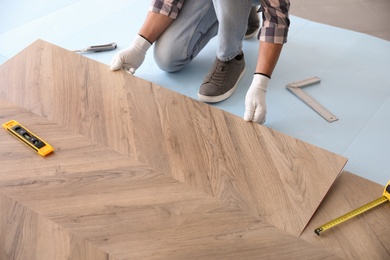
left=148, top=201, right=341, bottom=260
left=1, top=178, right=341, bottom=260
left=0, top=40, right=348, bottom=237
left=1, top=157, right=340, bottom=260
left=0, top=99, right=141, bottom=183
left=0, top=194, right=110, bottom=260
left=0, top=104, right=340, bottom=259
left=7, top=40, right=388, bottom=259
left=1, top=97, right=387, bottom=258
left=301, top=172, right=390, bottom=259
left=0, top=102, right=210, bottom=259
left=0, top=171, right=210, bottom=259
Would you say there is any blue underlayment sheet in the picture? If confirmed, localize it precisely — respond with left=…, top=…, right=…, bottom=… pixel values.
left=0, top=0, right=81, bottom=34
left=0, top=55, right=6, bottom=65
left=0, top=0, right=389, bottom=185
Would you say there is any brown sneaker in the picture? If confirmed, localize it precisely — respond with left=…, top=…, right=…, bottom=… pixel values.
left=245, top=6, right=260, bottom=39
left=198, top=53, right=246, bottom=103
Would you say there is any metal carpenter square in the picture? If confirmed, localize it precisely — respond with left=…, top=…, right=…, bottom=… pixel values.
left=286, top=77, right=338, bottom=123
left=287, top=76, right=321, bottom=88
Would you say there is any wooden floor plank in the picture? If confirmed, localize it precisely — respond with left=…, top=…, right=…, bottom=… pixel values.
left=0, top=102, right=210, bottom=259
left=0, top=193, right=110, bottom=260
left=0, top=40, right=347, bottom=236
left=149, top=201, right=340, bottom=260
left=0, top=106, right=338, bottom=259
left=301, top=172, right=390, bottom=259
left=0, top=99, right=142, bottom=183
left=2, top=40, right=387, bottom=259
left=1, top=171, right=210, bottom=259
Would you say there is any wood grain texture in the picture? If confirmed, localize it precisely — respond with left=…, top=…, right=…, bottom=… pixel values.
left=0, top=39, right=347, bottom=236
left=0, top=39, right=387, bottom=259
left=301, top=172, right=390, bottom=259
left=0, top=193, right=110, bottom=260
left=0, top=103, right=338, bottom=260
left=148, top=201, right=341, bottom=260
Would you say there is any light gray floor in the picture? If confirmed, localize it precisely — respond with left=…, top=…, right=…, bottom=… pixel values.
left=0, top=1, right=389, bottom=185
left=291, top=0, right=390, bottom=41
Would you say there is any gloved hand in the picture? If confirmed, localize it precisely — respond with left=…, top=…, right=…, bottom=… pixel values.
left=243, top=74, right=270, bottom=124
left=110, top=35, right=152, bottom=74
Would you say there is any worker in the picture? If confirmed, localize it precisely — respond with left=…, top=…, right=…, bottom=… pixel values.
left=110, top=1, right=290, bottom=124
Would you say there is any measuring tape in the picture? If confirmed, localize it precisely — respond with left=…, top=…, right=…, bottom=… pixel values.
left=314, top=180, right=390, bottom=235
left=286, top=77, right=338, bottom=123
left=3, top=120, right=54, bottom=156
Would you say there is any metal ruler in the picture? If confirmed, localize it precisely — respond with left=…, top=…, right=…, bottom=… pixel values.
left=314, top=180, right=390, bottom=235
left=286, top=77, right=338, bottom=123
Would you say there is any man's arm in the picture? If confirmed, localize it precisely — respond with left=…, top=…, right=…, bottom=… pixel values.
left=139, top=0, right=184, bottom=42
left=256, top=0, right=289, bottom=76
left=110, top=0, right=183, bottom=72
left=256, top=41, right=283, bottom=77
left=110, top=12, right=173, bottom=72
left=243, top=0, right=290, bottom=124
left=138, top=11, right=174, bottom=43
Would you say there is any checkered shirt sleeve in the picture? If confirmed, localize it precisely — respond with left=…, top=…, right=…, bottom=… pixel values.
left=149, top=0, right=290, bottom=43
left=149, top=0, right=184, bottom=19
left=258, top=0, right=290, bottom=44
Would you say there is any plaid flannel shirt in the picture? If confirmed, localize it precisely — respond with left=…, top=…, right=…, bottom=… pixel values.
left=149, top=0, right=290, bottom=44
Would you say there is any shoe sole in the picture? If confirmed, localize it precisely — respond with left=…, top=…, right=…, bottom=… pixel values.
left=198, top=66, right=246, bottom=103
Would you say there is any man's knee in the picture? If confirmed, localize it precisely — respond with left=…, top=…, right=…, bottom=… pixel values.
left=153, top=42, right=188, bottom=72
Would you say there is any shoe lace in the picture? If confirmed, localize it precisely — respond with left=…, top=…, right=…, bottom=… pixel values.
left=208, top=60, right=229, bottom=86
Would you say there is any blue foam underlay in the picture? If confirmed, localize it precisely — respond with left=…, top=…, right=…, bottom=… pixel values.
left=1, top=1, right=389, bottom=185
left=0, top=55, right=7, bottom=65
left=0, top=0, right=81, bottom=34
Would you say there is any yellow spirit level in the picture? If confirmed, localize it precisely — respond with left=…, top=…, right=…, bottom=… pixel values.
left=315, top=180, right=390, bottom=235
left=3, top=120, right=54, bottom=156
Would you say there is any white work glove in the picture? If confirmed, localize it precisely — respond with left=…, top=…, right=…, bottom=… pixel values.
left=243, top=74, right=270, bottom=124
left=110, top=35, right=152, bottom=74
